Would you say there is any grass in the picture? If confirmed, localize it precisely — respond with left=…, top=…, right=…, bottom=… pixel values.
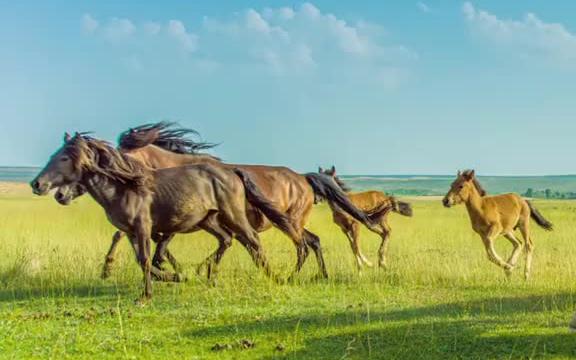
left=0, top=192, right=575, bottom=359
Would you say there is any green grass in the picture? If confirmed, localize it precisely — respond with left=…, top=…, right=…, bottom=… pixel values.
left=0, top=193, right=575, bottom=359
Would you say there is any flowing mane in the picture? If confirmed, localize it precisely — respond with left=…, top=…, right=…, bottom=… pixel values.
left=462, top=169, right=487, bottom=196
left=319, top=167, right=351, bottom=193
left=118, top=121, right=218, bottom=156
left=66, top=134, right=152, bottom=192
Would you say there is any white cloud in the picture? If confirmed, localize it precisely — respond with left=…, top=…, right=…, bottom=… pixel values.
left=80, top=3, right=415, bottom=85
left=144, top=22, right=161, bottom=35
left=417, top=2, right=431, bottom=13
left=202, top=3, right=415, bottom=77
left=463, top=2, right=576, bottom=66
left=104, top=18, right=136, bottom=41
left=167, top=20, right=198, bottom=52
left=82, top=14, right=99, bottom=34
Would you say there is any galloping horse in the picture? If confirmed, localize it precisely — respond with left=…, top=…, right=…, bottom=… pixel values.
left=319, top=166, right=413, bottom=269
left=31, top=133, right=292, bottom=301
left=55, top=122, right=378, bottom=280
left=442, top=170, right=552, bottom=279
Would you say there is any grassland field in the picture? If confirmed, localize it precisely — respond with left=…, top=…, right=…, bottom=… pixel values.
left=0, top=186, right=575, bottom=359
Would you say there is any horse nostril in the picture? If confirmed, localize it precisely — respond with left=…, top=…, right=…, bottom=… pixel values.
left=55, top=192, right=63, bottom=201
left=31, top=180, right=39, bottom=190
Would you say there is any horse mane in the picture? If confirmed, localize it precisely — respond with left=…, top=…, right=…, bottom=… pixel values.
left=117, top=121, right=218, bottom=157
left=67, top=134, right=152, bottom=192
left=462, top=169, right=487, bottom=196
left=319, top=168, right=351, bottom=193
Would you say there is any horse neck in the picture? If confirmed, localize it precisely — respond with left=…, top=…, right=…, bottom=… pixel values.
left=463, top=185, right=484, bottom=218
left=126, top=145, right=219, bottom=169
left=82, top=173, right=123, bottom=211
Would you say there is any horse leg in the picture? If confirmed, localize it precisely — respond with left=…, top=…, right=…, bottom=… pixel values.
left=198, top=215, right=233, bottom=281
left=304, top=229, right=328, bottom=280
left=518, top=223, right=534, bottom=280
left=101, top=231, right=125, bottom=280
left=149, top=234, right=185, bottom=282
left=503, top=232, right=523, bottom=277
left=481, top=228, right=512, bottom=274
left=287, top=242, right=309, bottom=282
left=377, top=222, right=391, bottom=269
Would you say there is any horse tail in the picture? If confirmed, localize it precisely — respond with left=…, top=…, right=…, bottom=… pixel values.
left=527, top=201, right=553, bottom=231
left=305, top=173, right=376, bottom=228
left=234, top=169, right=299, bottom=239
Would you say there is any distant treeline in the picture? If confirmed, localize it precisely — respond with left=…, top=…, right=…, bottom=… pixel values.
left=523, top=188, right=576, bottom=199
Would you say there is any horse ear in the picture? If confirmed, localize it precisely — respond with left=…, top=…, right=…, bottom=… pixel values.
left=330, top=166, right=336, bottom=175
left=469, top=170, right=475, bottom=178
left=129, top=128, right=135, bottom=133
left=457, top=170, right=461, bottom=177
left=318, top=166, right=324, bottom=173
left=64, top=132, right=72, bottom=143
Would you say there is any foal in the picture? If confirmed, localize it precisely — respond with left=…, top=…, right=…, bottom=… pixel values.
left=442, top=170, right=552, bottom=279
left=319, top=166, right=413, bottom=269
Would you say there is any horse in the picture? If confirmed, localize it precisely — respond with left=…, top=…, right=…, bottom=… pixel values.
left=55, top=122, right=379, bottom=281
left=31, top=133, right=293, bottom=302
left=442, top=170, right=553, bottom=279
left=319, top=166, right=413, bottom=269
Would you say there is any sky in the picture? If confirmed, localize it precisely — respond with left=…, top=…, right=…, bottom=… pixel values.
left=1, top=1, right=576, bottom=175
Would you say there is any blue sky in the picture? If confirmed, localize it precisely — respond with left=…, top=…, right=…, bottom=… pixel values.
left=1, top=1, right=576, bottom=175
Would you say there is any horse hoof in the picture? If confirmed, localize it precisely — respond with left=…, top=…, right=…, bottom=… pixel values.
left=100, top=270, right=111, bottom=280
left=134, top=297, right=151, bottom=307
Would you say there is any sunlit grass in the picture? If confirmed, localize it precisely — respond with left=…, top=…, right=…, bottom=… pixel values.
left=0, top=193, right=575, bottom=358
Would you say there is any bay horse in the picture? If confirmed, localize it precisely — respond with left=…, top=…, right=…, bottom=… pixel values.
left=55, top=122, right=378, bottom=280
left=319, top=166, right=413, bottom=269
left=31, top=133, right=293, bottom=301
left=442, top=170, right=553, bottom=279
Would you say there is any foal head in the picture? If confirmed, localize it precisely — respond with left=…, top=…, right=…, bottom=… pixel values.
left=442, top=170, right=486, bottom=208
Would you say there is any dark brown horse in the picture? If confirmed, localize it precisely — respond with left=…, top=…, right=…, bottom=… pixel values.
left=56, top=122, right=378, bottom=280
left=319, top=166, right=413, bottom=269
left=31, top=133, right=293, bottom=301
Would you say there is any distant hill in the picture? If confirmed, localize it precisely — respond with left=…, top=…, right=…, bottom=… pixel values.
left=2, top=168, right=576, bottom=199
left=340, top=175, right=576, bottom=199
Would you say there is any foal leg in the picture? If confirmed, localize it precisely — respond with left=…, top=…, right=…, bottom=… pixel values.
left=101, top=231, right=125, bottom=279
left=481, top=228, right=513, bottom=274
left=304, top=229, right=328, bottom=279
left=377, top=222, right=392, bottom=269
left=503, top=232, right=523, bottom=277
left=344, top=222, right=371, bottom=269
left=518, top=224, right=534, bottom=280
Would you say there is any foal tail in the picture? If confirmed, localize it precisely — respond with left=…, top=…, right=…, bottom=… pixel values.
left=527, top=201, right=553, bottom=231
left=305, top=173, right=376, bottom=228
left=234, top=169, right=299, bottom=239
left=367, top=197, right=413, bottom=223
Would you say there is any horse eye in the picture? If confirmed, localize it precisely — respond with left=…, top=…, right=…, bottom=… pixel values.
left=60, top=157, right=70, bottom=162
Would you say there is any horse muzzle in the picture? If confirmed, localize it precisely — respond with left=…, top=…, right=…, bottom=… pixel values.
left=30, top=179, right=51, bottom=196
left=54, top=191, right=71, bottom=205
left=442, top=197, right=452, bottom=208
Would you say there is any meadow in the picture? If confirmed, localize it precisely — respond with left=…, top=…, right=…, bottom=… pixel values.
left=0, top=189, right=575, bottom=359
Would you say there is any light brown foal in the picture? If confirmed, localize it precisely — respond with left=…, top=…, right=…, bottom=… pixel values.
left=320, top=166, right=413, bottom=269
left=443, top=170, right=552, bottom=279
